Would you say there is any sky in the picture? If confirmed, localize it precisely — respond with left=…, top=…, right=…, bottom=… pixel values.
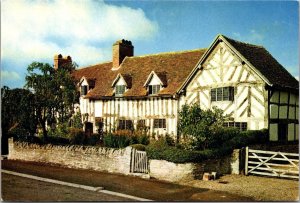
left=1, top=0, right=299, bottom=88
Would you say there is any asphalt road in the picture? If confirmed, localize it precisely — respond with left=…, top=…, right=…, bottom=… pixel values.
left=1, top=159, right=254, bottom=201
left=1, top=173, right=133, bottom=201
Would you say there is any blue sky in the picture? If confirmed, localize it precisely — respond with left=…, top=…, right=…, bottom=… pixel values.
left=1, top=0, right=299, bottom=88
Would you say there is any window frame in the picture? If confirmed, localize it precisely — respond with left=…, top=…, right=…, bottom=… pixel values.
left=153, top=118, right=166, bottom=129
left=149, top=85, right=161, bottom=95
left=115, top=85, right=126, bottom=96
left=118, top=119, right=134, bottom=130
left=223, top=122, right=247, bottom=131
left=211, top=86, right=234, bottom=102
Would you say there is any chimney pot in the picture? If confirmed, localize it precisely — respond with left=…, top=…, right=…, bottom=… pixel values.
left=112, top=39, right=134, bottom=68
left=54, top=54, right=72, bottom=70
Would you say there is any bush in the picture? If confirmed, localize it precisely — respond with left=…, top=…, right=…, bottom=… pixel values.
left=8, top=127, right=30, bottom=138
left=103, top=129, right=150, bottom=148
left=178, top=104, right=228, bottom=150
left=130, top=144, right=146, bottom=151
left=103, top=133, right=130, bottom=148
left=145, top=140, right=217, bottom=163
left=146, top=129, right=269, bottom=163
left=69, top=127, right=85, bottom=145
left=223, top=129, right=268, bottom=149
left=55, top=122, right=70, bottom=138
left=209, top=127, right=240, bottom=148
left=46, top=136, right=70, bottom=145
left=85, top=133, right=100, bottom=145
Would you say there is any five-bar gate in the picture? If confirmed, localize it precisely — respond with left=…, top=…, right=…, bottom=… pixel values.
left=245, top=147, right=299, bottom=179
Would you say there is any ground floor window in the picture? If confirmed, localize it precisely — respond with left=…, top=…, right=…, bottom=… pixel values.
left=223, top=122, right=247, bottom=131
left=154, top=119, right=166, bottom=129
left=118, top=120, right=133, bottom=130
left=137, top=119, right=146, bottom=129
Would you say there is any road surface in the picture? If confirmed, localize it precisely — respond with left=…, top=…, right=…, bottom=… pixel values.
left=2, top=173, right=133, bottom=201
left=1, top=159, right=253, bottom=201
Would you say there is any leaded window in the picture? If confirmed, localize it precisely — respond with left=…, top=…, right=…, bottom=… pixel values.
left=223, top=122, right=247, bottom=131
left=211, top=87, right=234, bottom=101
left=115, top=85, right=126, bottom=96
left=154, top=119, right=166, bottom=129
left=149, top=85, right=161, bottom=95
left=118, top=120, right=133, bottom=130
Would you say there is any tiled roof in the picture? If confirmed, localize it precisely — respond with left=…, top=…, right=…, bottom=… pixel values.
left=72, top=35, right=298, bottom=99
left=72, top=49, right=206, bottom=99
left=222, top=35, right=299, bottom=89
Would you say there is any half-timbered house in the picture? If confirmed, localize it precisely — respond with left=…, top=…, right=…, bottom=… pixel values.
left=65, top=34, right=298, bottom=142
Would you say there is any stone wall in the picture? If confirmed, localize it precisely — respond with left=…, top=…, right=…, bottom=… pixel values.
left=149, top=149, right=241, bottom=182
left=8, top=138, right=132, bottom=175
left=8, top=138, right=242, bottom=182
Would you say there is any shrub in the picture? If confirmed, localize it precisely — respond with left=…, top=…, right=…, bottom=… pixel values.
left=103, top=133, right=130, bottom=148
left=145, top=140, right=217, bottom=163
left=130, top=144, right=146, bottom=151
left=46, top=136, right=70, bottom=145
left=72, top=111, right=83, bottom=129
left=103, top=133, right=116, bottom=148
left=8, top=127, right=29, bottom=138
left=165, top=134, right=175, bottom=146
left=86, top=133, right=100, bottom=145
left=55, top=122, right=70, bottom=138
left=69, top=127, right=85, bottom=145
left=178, top=104, right=228, bottom=150
left=223, top=129, right=268, bottom=149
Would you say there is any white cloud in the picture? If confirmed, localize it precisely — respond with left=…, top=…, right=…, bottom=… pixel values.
left=1, top=0, right=158, bottom=67
left=295, top=76, right=299, bottom=81
left=1, top=70, right=21, bottom=81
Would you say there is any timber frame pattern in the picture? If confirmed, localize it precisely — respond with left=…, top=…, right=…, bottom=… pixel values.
left=69, top=34, right=299, bottom=142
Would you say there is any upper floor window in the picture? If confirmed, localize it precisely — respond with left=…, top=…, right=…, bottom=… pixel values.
left=81, top=85, right=88, bottom=96
left=149, top=85, right=161, bottom=95
left=154, top=118, right=166, bottom=129
left=211, top=87, right=234, bottom=101
left=115, top=85, right=126, bottom=96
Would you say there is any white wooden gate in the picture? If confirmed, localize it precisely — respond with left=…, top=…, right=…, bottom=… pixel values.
left=245, top=147, right=299, bottom=179
left=130, top=148, right=148, bottom=173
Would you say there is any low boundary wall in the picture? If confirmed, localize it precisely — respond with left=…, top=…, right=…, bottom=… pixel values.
left=8, top=138, right=241, bottom=182
left=8, top=138, right=132, bottom=175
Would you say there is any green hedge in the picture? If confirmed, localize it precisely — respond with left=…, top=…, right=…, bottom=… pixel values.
left=103, top=133, right=149, bottom=148
left=146, top=129, right=268, bottom=163
left=223, top=129, right=268, bottom=149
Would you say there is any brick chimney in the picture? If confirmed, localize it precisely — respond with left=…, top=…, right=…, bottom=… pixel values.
left=54, top=54, right=72, bottom=70
left=112, top=39, right=134, bottom=69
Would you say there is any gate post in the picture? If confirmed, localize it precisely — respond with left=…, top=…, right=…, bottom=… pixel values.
left=245, top=146, right=249, bottom=175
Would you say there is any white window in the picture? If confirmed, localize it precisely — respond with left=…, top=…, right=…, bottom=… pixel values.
left=211, top=87, right=234, bottom=101
left=115, top=85, right=126, bottom=96
left=149, top=85, right=161, bottom=95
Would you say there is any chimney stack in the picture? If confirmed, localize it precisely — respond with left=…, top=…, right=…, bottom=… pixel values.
left=54, top=54, right=72, bottom=70
left=112, top=39, right=134, bottom=69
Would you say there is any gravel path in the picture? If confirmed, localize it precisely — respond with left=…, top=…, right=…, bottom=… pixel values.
left=182, top=174, right=299, bottom=201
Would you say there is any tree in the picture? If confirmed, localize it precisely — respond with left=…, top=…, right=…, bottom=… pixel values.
left=1, top=86, right=37, bottom=154
left=25, top=62, right=77, bottom=139
left=178, top=104, right=228, bottom=150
